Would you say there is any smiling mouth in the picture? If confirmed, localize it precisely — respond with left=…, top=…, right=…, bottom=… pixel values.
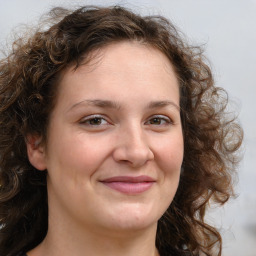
left=100, top=175, right=155, bottom=194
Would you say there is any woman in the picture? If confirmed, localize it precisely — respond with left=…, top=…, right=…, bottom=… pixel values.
left=0, top=6, right=243, bottom=256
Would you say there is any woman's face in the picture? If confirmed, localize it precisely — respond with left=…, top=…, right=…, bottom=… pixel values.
left=30, top=41, right=184, bottom=234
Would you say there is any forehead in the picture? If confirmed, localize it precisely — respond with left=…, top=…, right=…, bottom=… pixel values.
left=61, top=41, right=176, bottom=78
left=91, top=41, right=175, bottom=76
left=55, top=41, right=179, bottom=108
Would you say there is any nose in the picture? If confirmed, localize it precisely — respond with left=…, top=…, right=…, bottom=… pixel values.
left=112, top=125, right=154, bottom=168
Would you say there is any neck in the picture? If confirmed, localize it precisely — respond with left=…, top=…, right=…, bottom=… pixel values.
left=28, top=211, right=160, bottom=256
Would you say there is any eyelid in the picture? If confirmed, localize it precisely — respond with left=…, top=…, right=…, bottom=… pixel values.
left=145, top=114, right=173, bottom=125
left=78, top=114, right=174, bottom=128
left=79, top=114, right=110, bottom=126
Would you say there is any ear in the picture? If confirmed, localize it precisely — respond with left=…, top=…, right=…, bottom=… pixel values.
left=26, top=135, right=47, bottom=171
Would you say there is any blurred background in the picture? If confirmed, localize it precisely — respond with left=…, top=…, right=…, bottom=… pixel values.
left=0, top=0, right=255, bottom=255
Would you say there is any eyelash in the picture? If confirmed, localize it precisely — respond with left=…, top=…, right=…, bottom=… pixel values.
left=79, top=115, right=109, bottom=126
left=79, top=114, right=173, bottom=127
left=145, top=115, right=172, bottom=126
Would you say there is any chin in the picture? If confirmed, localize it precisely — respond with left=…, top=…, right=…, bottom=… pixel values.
left=102, top=206, right=160, bottom=232
left=105, top=219, right=157, bottom=234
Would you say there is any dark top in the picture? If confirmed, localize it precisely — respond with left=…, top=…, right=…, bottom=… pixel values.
left=16, top=254, right=188, bottom=256
left=16, top=253, right=193, bottom=256
left=16, top=253, right=194, bottom=256
left=15, top=253, right=27, bottom=256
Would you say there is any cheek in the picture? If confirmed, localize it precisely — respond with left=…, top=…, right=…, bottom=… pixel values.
left=152, top=135, right=183, bottom=213
left=53, top=133, right=111, bottom=175
left=155, top=135, right=184, bottom=201
left=156, top=135, right=184, bottom=173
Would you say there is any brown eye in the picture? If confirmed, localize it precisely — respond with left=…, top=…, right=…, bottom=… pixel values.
left=146, top=115, right=171, bottom=126
left=150, top=118, right=162, bottom=125
left=89, top=117, right=103, bottom=125
left=80, top=115, right=108, bottom=126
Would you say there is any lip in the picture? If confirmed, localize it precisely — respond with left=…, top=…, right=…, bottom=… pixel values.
left=100, top=175, right=156, bottom=194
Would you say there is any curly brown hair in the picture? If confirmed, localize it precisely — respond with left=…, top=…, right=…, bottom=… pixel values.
left=0, top=5, right=243, bottom=256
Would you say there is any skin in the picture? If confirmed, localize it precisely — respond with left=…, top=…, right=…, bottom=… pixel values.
left=27, top=41, right=184, bottom=256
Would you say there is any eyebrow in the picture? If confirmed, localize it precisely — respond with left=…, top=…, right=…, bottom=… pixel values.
left=68, top=99, right=121, bottom=112
left=68, top=99, right=179, bottom=112
left=147, top=100, right=180, bottom=111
